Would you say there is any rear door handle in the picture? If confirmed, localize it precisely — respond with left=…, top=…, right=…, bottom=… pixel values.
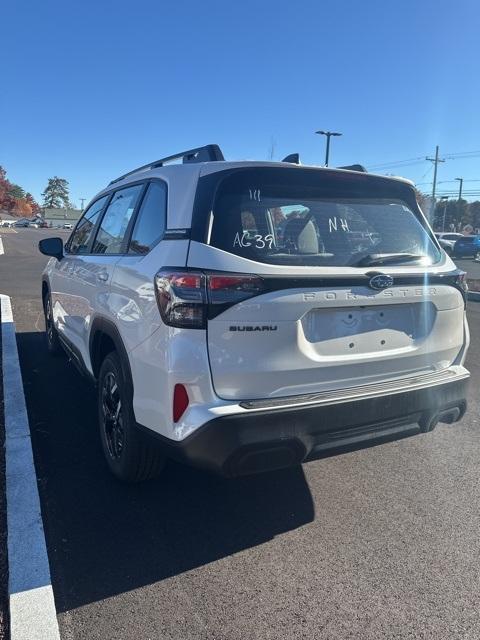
left=97, top=272, right=108, bottom=282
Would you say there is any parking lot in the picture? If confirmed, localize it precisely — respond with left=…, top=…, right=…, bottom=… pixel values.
left=2, top=227, right=480, bottom=639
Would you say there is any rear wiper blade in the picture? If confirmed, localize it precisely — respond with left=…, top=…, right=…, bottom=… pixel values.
left=353, top=253, right=427, bottom=267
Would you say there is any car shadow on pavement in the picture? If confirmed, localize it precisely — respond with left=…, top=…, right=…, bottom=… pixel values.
left=16, top=331, right=315, bottom=613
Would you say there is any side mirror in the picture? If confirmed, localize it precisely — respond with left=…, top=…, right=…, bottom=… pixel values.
left=39, top=237, right=64, bottom=261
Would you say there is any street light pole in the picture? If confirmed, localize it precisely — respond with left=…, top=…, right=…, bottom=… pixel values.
left=315, top=130, right=342, bottom=167
left=455, top=178, right=463, bottom=201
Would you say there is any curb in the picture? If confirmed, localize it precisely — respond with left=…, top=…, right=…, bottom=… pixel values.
left=1, top=295, right=60, bottom=640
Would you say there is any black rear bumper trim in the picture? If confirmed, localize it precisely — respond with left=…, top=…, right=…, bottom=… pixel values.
left=138, top=376, right=469, bottom=477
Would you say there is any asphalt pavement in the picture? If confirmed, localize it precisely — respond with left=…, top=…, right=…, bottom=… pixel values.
left=2, top=227, right=480, bottom=640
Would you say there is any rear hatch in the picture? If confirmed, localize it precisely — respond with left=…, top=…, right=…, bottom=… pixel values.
left=187, top=166, right=465, bottom=401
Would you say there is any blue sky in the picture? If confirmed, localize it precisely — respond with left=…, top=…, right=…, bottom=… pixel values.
left=1, top=0, right=479, bottom=205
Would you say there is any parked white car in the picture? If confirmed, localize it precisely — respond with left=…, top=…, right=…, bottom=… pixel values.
left=39, top=144, right=470, bottom=482
left=434, top=232, right=464, bottom=254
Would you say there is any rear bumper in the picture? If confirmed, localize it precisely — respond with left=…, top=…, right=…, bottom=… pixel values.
left=141, top=372, right=469, bottom=477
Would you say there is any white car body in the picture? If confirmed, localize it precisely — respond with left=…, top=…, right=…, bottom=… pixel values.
left=434, top=232, right=464, bottom=253
left=40, top=146, right=470, bottom=478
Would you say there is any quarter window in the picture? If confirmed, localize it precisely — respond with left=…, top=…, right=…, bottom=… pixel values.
left=67, top=196, right=109, bottom=254
left=92, top=185, right=143, bottom=254
left=129, top=182, right=167, bottom=255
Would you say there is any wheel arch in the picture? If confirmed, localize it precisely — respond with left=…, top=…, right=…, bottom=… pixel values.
left=90, top=318, right=134, bottom=397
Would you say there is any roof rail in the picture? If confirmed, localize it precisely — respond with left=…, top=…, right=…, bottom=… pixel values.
left=109, top=144, right=225, bottom=185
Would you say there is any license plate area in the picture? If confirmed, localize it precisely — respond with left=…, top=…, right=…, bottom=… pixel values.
left=301, top=303, right=436, bottom=356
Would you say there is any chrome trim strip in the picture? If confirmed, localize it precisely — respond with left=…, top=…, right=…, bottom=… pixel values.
left=239, top=367, right=470, bottom=411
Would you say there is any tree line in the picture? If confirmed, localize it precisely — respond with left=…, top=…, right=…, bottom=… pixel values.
left=416, top=190, right=480, bottom=232
left=0, top=166, right=40, bottom=217
left=432, top=199, right=480, bottom=233
left=0, top=165, right=72, bottom=217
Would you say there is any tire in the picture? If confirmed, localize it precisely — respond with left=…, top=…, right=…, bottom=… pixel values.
left=43, top=292, right=63, bottom=356
left=98, top=351, right=165, bottom=482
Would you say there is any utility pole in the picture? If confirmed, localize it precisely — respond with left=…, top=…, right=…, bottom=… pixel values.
left=455, top=178, right=463, bottom=201
left=425, top=146, right=445, bottom=199
left=79, top=198, right=85, bottom=210
left=315, top=130, right=342, bottom=167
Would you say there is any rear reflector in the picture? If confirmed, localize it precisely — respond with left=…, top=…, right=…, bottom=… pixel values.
left=173, top=384, right=189, bottom=423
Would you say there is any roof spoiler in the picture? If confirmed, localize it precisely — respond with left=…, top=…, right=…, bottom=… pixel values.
left=280, top=155, right=367, bottom=172
left=338, top=164, right=367, bottom=173
left=282, top=153, right=300, bottom=164
left=109, top=144, right=225, bottom=185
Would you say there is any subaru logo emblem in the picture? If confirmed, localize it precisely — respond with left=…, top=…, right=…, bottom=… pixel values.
left=368, top=274, right=394, bottom=290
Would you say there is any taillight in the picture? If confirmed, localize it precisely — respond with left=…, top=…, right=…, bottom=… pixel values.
left=155, top=271, right=207, bottom=328
left=455, top=271, right=468, bottom=293
left=207, top=274, right=264, bottom=305
left=454, top=271, right=468, bottom=307
left=154, top=270, right=264, bottom=328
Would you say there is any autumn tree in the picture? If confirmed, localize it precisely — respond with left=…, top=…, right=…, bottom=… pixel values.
left=0, top=165, right=41, bottom=217
left=42, top=177, right=70, bottom=208
left=12, top=199, right=32, bottom=217
left=25, top=192, right=40, bottom=215
left=0, top=166, right=14, bottom=211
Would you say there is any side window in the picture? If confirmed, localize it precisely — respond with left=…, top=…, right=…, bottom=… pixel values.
left=92, top=185, right=143, bottom=254
left=128, top=182, right=167, bottom=255
left=67, top=196, right=109, bottom=254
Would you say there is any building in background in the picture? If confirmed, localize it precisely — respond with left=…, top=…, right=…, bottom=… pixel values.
left=40, top=207, right=82, bottom=228
left=0, top=211, right=17, bottom=223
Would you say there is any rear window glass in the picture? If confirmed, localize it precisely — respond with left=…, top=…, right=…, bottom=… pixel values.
left=208, top=170, right=440, bottom=267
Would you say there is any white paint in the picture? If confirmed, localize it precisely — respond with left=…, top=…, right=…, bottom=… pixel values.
left=0, top=236, right=4, bottom=254
left=1, top=294, right=60, bottom=640
left=328, top=216, right=349, bottom=232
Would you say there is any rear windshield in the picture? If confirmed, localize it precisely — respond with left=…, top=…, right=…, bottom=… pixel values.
left=207, top=169, right=441, bottom=267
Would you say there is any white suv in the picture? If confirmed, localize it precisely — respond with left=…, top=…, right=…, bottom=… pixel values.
left=39, top=144, right=470, bottom=481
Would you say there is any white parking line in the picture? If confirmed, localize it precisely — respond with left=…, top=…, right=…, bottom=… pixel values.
left=1, top=294, right=60, bottom=640
left=0, top=236, right=4, bottom=254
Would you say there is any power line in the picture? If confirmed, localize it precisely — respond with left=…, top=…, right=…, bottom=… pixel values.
left=416, top=179, right=480, bottom=187
left=368, top=158, right=424, bottom=170
left=367, top=148, right=480, bottom=171
left=443, top=149, right=480, bottom=157
left=418, top=164, right=433, bottom=182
